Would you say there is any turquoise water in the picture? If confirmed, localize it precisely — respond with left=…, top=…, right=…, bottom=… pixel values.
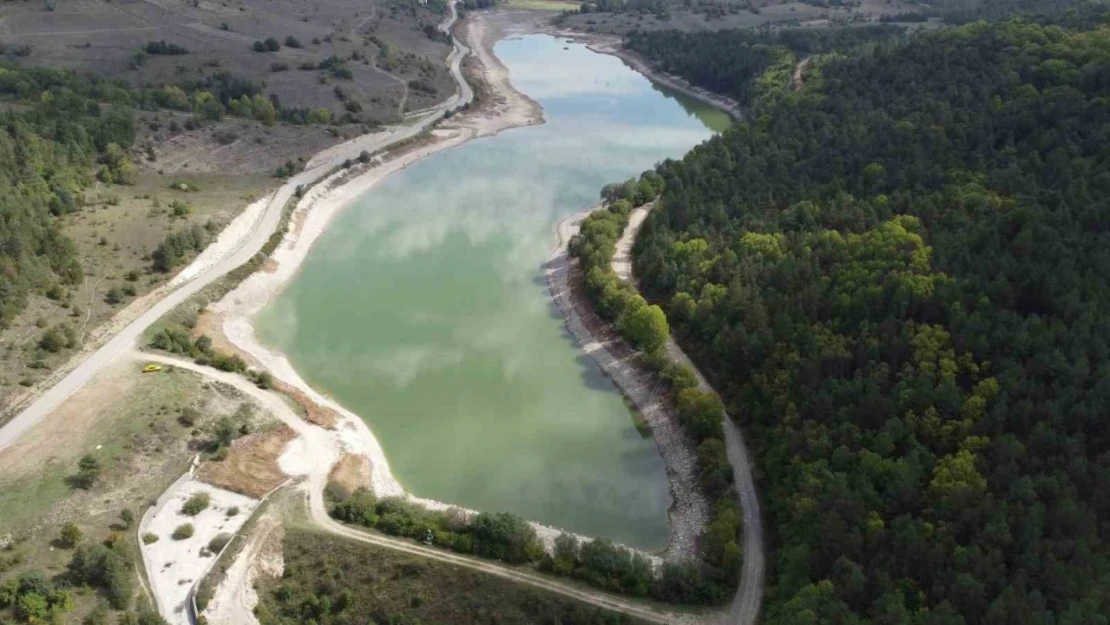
left=256, top=34, right=720, bottom=549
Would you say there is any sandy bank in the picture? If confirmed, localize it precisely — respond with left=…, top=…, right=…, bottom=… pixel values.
left=209, top=8, right=542, bottom=498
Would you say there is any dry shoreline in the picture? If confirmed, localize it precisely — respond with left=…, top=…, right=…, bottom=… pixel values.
left=545, top=212, right=709, bottom=562
left=205, top=7, right=717, bottom=567
left=211, top=9, right=543, bottom=498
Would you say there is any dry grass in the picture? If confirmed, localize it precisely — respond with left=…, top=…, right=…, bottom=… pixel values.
left=197, top=425, right=294, bottom=498
left=1, top=0, right=455, bottom=121
left=273, top=380, right=340, bottom=429
left=0, top=362, right=276, bottom=620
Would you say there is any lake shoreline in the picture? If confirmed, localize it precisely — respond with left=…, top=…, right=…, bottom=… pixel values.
left=204, top=10, right=678, bottom=560
left=206, top=6, right=727, bottom=562
left=209, top=8, right=544, bottom=500
left=549, top=27, right=744, bottom=120
left=545, top=211, right=709, bottom=562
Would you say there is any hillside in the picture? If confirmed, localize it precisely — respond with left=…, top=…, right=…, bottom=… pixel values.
left=632, top=18, right=1110, bottom=623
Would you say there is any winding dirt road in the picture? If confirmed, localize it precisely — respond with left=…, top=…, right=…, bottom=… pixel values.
left=609, top=206, right=765, bottom=625
left=138, top=351, right=712, bottom=625
left=0, top=1, right=473, bottom=455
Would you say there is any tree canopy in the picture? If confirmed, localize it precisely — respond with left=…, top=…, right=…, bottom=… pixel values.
left=631, top=17, right=1110, bottom=624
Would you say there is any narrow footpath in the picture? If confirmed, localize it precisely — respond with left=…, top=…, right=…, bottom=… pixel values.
left=556, top=205, right=766, bottom=625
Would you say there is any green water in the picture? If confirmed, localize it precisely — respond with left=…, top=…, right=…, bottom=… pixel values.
left=256, top=35, right=722, bottom=549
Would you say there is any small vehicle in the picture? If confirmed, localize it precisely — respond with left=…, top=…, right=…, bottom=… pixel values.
left=142, top=364, right=163, bottom=373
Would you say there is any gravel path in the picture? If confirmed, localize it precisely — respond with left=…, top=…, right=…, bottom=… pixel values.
left=545, top=211, right=709, bottom=562
left=550, top=205, right=765, bottom=624
left=617, top=207, right=766, bottom=625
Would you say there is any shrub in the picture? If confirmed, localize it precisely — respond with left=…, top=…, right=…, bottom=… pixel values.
left=67, top=543, right=132, bottom=608
left=226, top=506, right=240, bottom=517
left=141, top=533, right=159, bottom=545
left=207, top=533, right=232, bottom=552
left=172, top=524, right=194, bottom=540
left=58, top=523, right=83, bottom=548
left=181, top=492, right=211, bottom=516
left=71, top=454, right=101, bottom=490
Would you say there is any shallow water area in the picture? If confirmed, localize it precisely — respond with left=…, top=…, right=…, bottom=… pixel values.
left=256, top=34, right=722, bottom=549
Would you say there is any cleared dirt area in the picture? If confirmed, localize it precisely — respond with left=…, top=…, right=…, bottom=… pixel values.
left=196, top=424, right=294, bottom=498
left=0, top=359, right=274, bottom=621
left=139, top=473, right=260, bottom=624
left=327, top=452, right=371, bottom=499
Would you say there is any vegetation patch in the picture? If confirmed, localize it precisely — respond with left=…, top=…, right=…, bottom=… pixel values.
left=255, top=527, right=650, bottom=625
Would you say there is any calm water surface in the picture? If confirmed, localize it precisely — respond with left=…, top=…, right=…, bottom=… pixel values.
left=257, top=35, right=723, bottom=549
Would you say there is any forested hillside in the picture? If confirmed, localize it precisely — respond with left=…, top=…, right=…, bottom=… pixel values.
left=0, top=65, right=137, bottom=328
left=624, top=25, right=906, bottom=102
left=633, top=20, right=1110, bottom=623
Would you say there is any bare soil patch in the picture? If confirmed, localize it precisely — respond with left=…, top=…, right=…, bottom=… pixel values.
left=197, top=425, right=294, bottom=498
left=327, top=453, right=371, bottom=499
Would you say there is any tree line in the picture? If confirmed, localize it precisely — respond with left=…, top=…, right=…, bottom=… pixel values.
left=626, top=17, right=1110, bottom=624
left=569, top=175, right=743, bottom=604
left=623, top=25, right=907, bottom=104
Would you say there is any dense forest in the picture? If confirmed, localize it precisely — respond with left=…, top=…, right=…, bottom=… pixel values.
left=624, top=25, right=906, bottom=102
left=908, top=0, right=1109, bottom=24
left=629, top=18, right=1110, bottom=624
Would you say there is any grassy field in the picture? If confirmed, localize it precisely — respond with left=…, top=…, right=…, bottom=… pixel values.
left=0, top=167, right=272, bottom=412
left=0, top=362, right=272, bottom=621
left=255, top=526, right=652, bottom=625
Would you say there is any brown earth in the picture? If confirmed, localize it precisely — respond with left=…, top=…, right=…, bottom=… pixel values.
left=197, top=424, right=294, bottom=497
left=326, top=453, right=371, bottom=499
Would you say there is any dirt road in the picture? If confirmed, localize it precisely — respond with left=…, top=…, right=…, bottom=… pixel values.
left=138, top=351, right=714, bottom=625
left=0, top=1, right=475, bottom=455
left=609, top=206, right=765, bottom=625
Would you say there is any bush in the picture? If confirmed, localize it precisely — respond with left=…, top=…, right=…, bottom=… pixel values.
left=284, top=35, right=301, bottom=48
left=226, top=506, right=240, bottom=517
left=144, top=40, right=187, bottom=55
left=470, top=512, right=543, bottom=564
left=172, top=524, right=194, bottom=540
left=181, top=492, right=211, bottom=516
left=207, top=533, right=232, bottom=552
left=58, top=523, right=82, bottom=548
left=71, top=454, right=101, bottom=490
left=141, top=533, right=159, bottom=545
left=67, top=543, right=133, bottom=609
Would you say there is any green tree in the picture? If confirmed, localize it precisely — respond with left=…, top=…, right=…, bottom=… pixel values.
left=619, top=304, right=669, bottom=354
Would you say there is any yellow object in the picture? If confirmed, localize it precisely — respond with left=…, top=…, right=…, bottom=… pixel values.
left=142, top=364, right=163, bottom=373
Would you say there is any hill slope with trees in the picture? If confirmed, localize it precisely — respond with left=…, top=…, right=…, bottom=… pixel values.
left=632, top=18, right=1110, bottom=624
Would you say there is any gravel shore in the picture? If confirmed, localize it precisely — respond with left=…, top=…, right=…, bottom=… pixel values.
left=545, top=211, right=709, bottom=562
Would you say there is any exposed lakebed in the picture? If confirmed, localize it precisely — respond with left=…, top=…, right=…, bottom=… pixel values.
left=256, top=34, right=722, bottom=549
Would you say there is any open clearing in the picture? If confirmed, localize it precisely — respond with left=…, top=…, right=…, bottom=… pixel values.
left=0, top=359, right=276, bottom=621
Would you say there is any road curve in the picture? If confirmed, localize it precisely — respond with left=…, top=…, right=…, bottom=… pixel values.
left=136, top=352, right=710, bottom=625
left=613, top=207, right=766, bottom=625
left=0, top=1, right=475, bottom=454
